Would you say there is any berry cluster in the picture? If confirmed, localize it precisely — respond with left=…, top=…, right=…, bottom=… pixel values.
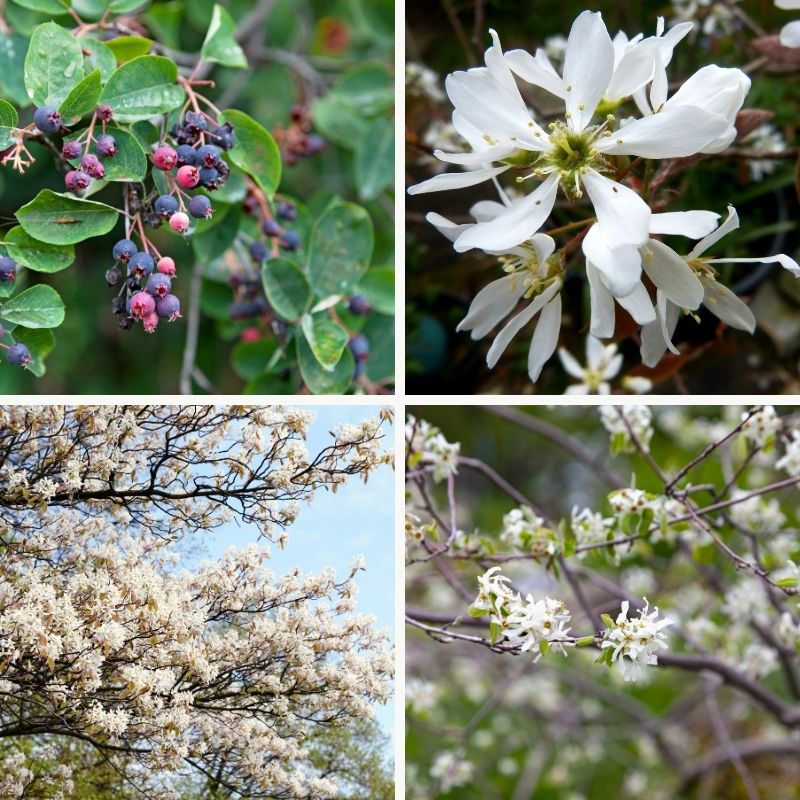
left=107, top=238, right=181, bottom=334
left=273, top=105, right=325, bottom=166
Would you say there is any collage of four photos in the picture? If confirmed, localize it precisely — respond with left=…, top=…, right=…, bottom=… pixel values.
left=0, top=0, right=799, bottom=798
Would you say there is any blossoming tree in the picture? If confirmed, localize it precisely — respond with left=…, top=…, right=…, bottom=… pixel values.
left=0, top=405, right=394, bottom=798
left=406, top=406, right=800, bottom=797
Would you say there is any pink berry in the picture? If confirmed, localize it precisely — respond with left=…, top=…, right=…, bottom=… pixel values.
left=169, top=212, right=190, bottom=234
left=152, top=145, right=178, bottom=170
left=156, top=256, right=176, bottom=277
left=142, top=311, right=159, bottom=333
left=176, top=165, right=200, bottom=189
left=130, top=291, right=155, bottom=319
left=241, top=327, right=261, bottom=343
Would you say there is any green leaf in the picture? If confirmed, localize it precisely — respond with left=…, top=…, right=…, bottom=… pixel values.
left=312, top=94, right=369, bottom=150
left=16, top=190, right=118, bottom=245
left=0, top=284, right=65, bottom=328
left=296, top=333, right=354, bottom=394
left=600, top=613, right=615, bottom=629
left=64, top=127, right=147, bottom=181
left=201, top=4, right=247, bottom=68
left=105, top=36, right=153, bottom=62
left=72, top=0, right=149, bottom=15
left=10, top=0, right=71, bottom=13
left=99, top=55, right=184, bottom=122
left=308, top=202, right=374, bottom=297
left=0, top=99, right=19, bottom=150
left=220, top=109, right=281, bottom=197
left=0, top=33, right=31, bottom=108
left=539, top=640, right=550, bottom=656
left=231, top=338, right=279, bottom=382
left=12, top=327, right=54, bottom=377
left=355, top=116, right=393, bottom=200
left=362, top=314, right=393, bottom=382
left=334, top=63, right=393, bottom=116
left=300, top=313, right=348, bottom=370
left=58, top=68, right=101, bottom=125
left=3, top=226, right=74, bottom=272
left=356, top=267, right=394, bottom=315
left=244, top=371, right=296, bottom=394
left=192, top=207, right=240, bottom=261
left=24, top=22, right=84, bottom=108
left=262, top=258, right=310, bottom=321
left=81, top=37, right=116, bottom=82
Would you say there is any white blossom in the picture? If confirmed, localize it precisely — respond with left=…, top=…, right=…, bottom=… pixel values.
left=776, top=0, right=800, bottom=47
left=430, top=751, right=474, bottom=792
left=776, top=429, right=800, bottom=476
left=600, top=405, right=654, bottom=451
left=559, top=335, right=623, bottom=394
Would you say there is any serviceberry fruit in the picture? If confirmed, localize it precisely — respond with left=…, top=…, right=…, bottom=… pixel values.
left=262, top=218, right=281, bottom=237
left=95, top=134, right=117, bottom=158
left=156, top=256, right=176, bottom=276
left=33, top=106, right=61, bottom=134
left=105, top=266, right=122, bottom=286
left=184, top=111, right=208, bottom=133
left=7, top=342, right=31, bottom=367
left=175, top=145, right=197, bottom=167
left=188, top=195, right=213, bottom=219
left=152, top=145, right=178, bottom=170
left=279, top=230, right=301, bottom=251
left=249, top=241, right=269, bottom=262
left=169, top=212, right=190, bottom=233
left=198, top=166, right=220, bottom=189
left=142, top=311, right=159, bottom=333
left=276, top=201, right=297, bottom=221
left=81, top=153, right=104, bottom=179
left=62, top=140, right=81, bottom=160
left=177, top=165, right=200, bottom=188
left=128, top=251, right=155, bottom=277
left=0, top=257, right=16, bottom=282
left=146, top=273, right=171, bottom=298
left=348, top=334, right=370, bottom=362
left=118, top=315, right=134, bottom=331
left=195, top=144, right=222, bottom=168
left=348, top=294, right=371, bottom=315
left=65, top=170, right=90, bottom=194
left=111, top=296, right=126, bottom=315
left=156, top=294, right=181, bottom=320
left=96, top=104, right=114, bottom=122
left=209, top=123, right=235, bottom=150
left=112, top=239, right=137, bottom=263
left=130, top=291, right=155, bottom=318
left=154, top=194, right=179, bottom=218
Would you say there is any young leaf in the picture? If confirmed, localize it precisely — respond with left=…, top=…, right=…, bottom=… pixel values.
left=308, top=202, right=374, bottom=296
left=220, top=109, right=281, bottom=197
left=355, top=116, right=393, bottom=201
left=3, top=226, right=74, bottom=272
left=261, top=258, right=310, bottom=321
left=105, top=36, right=153, bottom=62
left=24, top=22, right=84, bottom=108
left=99, top=55, right=184, bottom=122
left=16, top=190, right=118, bottom=245
left=58, top=68, right=101, bottom=125
left=0, top=99, right=19, bottom=150
left=202, top=5, right=247, bottom=69
left=0, top=284, right=65, bottom=328
left=296, top=334, right=354, bottom=394
left=300, top=312, right=349, bottom=370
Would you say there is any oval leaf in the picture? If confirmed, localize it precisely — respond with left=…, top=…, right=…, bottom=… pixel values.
left=355, top=116, right=394, bottom=201
left=105, top=35, right=153, bottom=62
left=0, top=98, right=19, bottom=150
left=58, top=68, right=101, bottom=125
left=356, top=267, right=394, bottom=315
left=16, top=190, right=119, bottom=245
left=308, top=202, right=374, bottom=296
left=0, top=33, right=30, bottom=108
left=220, top=108, right=281, bottom=197
left=296, top=333, right=354, bottom=394
left=300, top=312, right=349, bottom=370
left=3, top=226, right=74, bottom=272
left=0, top=284, right=65, bottom=328
left=24, top=22, right=84, bottom=108
left=11, top=0, right=71, bottom=13
left=99, top=55, right=185, bottom=122
left=202, top=5, right=247, bottom=69
left=262, top=257, right=310, bottom=321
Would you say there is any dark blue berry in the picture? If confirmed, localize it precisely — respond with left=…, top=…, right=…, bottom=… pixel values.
left=276, top=201, right=297, bottom=221
left=105, top=266, right=122, bottom=286
left=348, top=334, right=370, bottom=362
left=156, top=294, right=181, bottom=320
left=128, top=251, right=154, bottom=276
left=7, top=342, right=31, bottom=367
left=279, top=230, right=301, bottom=251
left=34, top=106, right=61, bottom=134
left=348, top=294, right=371, bottom=315
left=112, top=239, right=137, bottom=263
left=154, top=194, right=179, bottom=218
left=95, top=134, right=117, bottom=158
left=209, top=123, right=235, bottom=150
left=0, top=257, right=16, bottom=282
left=198, top=166, right=220, bottom=188
left=195, top=144, right=222, bottom=168
left=175, top=144, right=197, bottom=167
left=62, top=140, right=81, bottom=160
left=262, top=219, right=281, bottom=237
left=188, top=195, right=212, bottom=219
left=183, top=111, right=208, bottom=133
left=249, top=241, right=269, bottom=262
left=146, top=272, right=171, bottom=298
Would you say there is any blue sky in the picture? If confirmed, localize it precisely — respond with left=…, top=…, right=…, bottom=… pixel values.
left=198, top=405, right=395, bottom=739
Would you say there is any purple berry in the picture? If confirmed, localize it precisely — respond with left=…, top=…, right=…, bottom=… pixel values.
left=128, top=251, right=155, bottom=277
left=348, top=294, right=371, bottom=315
left=279, top=230, right=301, bottom=251
left=183, top=111, right=208, bottom=133
left=348, top=334, right=369, bottom=362
left=153, top=145, right=178, bottom=170
left=175, top=145, right=197, bottom=167
left=7, top=342, right=30, bottom=367
left=112, top=239, right=137, bottom=263
left=146, top=272, right=171, bottom=298
left=249, top=241, right=269, bottom=262
left=208, top=123, right=235, bottom=150
left=188, top=195, right=212, bottom=219
left=96, top=104, right=113, bottom=122
left=81, top=153, right=104, bottom=179
left=276, top=201, right=297, bottom=221
left=155, top=293, right=181, bottom=321
left=154, top=194, right=179, bottom=218
left=195, top=144, right=222, bottom=168
left=34, top=106, right=61, bottom=134
left=0, top=257, right=16, bottom=282
left=65, top=170, right=90, bottom=195
left=62, top=140, right=81, bottom=160
left=96, top=134, right=117, bottom=158
left=262, top=218, right=281, bottom=237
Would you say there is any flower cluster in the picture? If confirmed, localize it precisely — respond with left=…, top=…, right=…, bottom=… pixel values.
left=600, top=404, right=654, bottom=452
left=406, top=415, right=460, bottom=482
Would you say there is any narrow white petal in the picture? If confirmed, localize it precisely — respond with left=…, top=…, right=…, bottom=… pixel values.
left=595, top=106, right=731, bottom=158
left=603, top=353, right=624, bottom=380
left=640, top=318, right=670, bottom=367
left=585, top=334, right=605, bottom=365
left=656, top=291, right=681, bottom=354
left=454, top=174, right=559, bottom=253
left=707, top=255, right=800, bottom=278
left=688, top=205, right=738, bottom=258
left=605, top=39, right=658, bottom=102
left=781, top=20, right=800, bottom=46
left=408, top=166, right=508, bottom=195
left=563, top=11, right=614, bottom=131
left=485, top=29, right=522, bottom=94
left=616, top=281, right=657, bottom=325
left=649, top=210, right=720, bottom=238
left=528, top=294, right=562, bottom=381
left=457, top=275, right=526, bottom=339
left=565, top=384, right=590, bottom=395
left=469, top=199, right=508, bottom=222
left=433, top=145, right=514, bottom=165
left=505, top=48, right=566, bottom=98
left=587, top=263, right=616, bottom=338
left=699, top=275, right=756, bottom=332
left=649, top=46, right=667, bottom=112
left=558, top=347, right=586, bottom=379
left=776, top=1, right=800, bottom=10
left=583, top=171, right=650, bottom=247
left=425, top=212, right=472, bottom=243
left=641, top=239, right=704, bottom=309
left=530, top=233, right=556, bottom=265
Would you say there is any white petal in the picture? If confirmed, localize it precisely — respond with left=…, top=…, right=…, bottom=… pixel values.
left=698, top=275, right=756, bottom=332
left=656, top=291, right=681, bottom=354
left=563, top=11, right=614, bottom=131
left=688, top=205, right=738, bottom=258
left=558, top=347, right=586, bottom=379
left=425, top=212, right=472, bottom=243
left=776, top=1, right=800, bottom=10
left=433, top=145, right=514, bottom=165
left=605, top=39, right=658, bottom=102
left=665, top=65, right=750, bottom=118
left=649, top=210, right=720, bottom=238
left=649, top=45, right=667, bottom=112
left=781, top=21, right=800, bottom=47
left=603, top=352, right=624, bottom=380
left=486, top=281, right=560, bottom=368
left=454, top=174, right=559, bottom=253
left=528, top=294, right=562, bottom=381
left=469, top=199, right=508, bottom=222
left=407, top=166, right=509, bottom=195
left=640, top=319, right=669, bottom=367
left=484, top=29, right=522, bottom=94
left=457, top=274, right=526, bottom=339
left=505, top=48, right=566, bottom=98
left=585, top=333, right=605, bottom=365
left=583, top=171, right=651, bottom=246
left=595, top=106, right=732, bottom=158
left=583, top=225, right=643, bottom=297
left=530, top=233, right=556, bottom=265
left=708, top=255, right=800, bottom=278
left=587, top=263, right=616, bottom=338
left=565, top=384, right=590, bottom=395
left=640, top=239, right=704, bottom=309
left=616, top=282, right=656, bottom=325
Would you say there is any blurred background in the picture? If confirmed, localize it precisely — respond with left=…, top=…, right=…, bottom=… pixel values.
left=406, top=0, right=800, bottom=394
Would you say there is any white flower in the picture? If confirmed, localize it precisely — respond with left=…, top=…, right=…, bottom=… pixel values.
left=406, top=62, right=445, bottom=102
left=406, top=678, right=438, bottom=714
left=406, top=416, right=460, bottom=482
left=601, top=598, right=673, bottom=681
left=470, top=566, right=515, bottom=615
left=600, top=405, right=653, bottom=451
left=728, top=490, right=786, bottom=533
left=502, top=594, right=572, bottom=655
left=609, top=488, right=653, bottom=515
left=571, top=507, right=614, bottom=552
left=559, top=335, right=623, bottom=394
left=671, top=0, right=739, bottom=39
left=776, top=0, right=800, bottom=47
left=776, top=430, right=800, bottom=476
left=500, top=506, right=555, bottom=554
left=741, top=641, right=779, bottom=678
left=741, top=124, right=787, bottom=181
left=430, top=751, right=474, bottom=792
left=741, top=405, right=782, bottom=449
